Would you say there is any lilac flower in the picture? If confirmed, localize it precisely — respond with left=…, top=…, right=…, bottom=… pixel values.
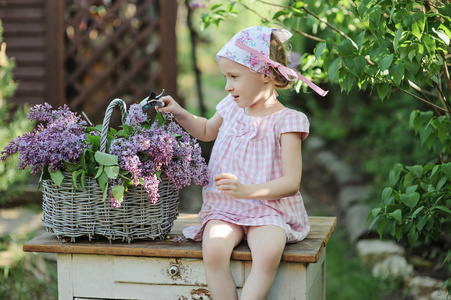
left=109, top=179, right=123, bottom=208
left=1, top=103, right=89, bottom=174
left=106, top=110, right=209, bottom=206
left=125, top=104, right=147, bottom=126
left=287, top=51, right=302, bottom=69
left=142, top=174, right=160, bottom=204
left=189, top=0, right=207, bottom=9
left=173, top=236, right=184, bottom=242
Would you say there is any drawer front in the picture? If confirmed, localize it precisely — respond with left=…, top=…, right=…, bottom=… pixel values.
left=113, top=256, right=246, bottom=287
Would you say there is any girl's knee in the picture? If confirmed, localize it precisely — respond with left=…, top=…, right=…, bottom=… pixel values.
left=247, top=226, right=286, bottom=271
left=253, top=245, right=284, bottom=271
left=202, top=239, right=230, bottom=263
left=202, top=221, right=243, bottom=269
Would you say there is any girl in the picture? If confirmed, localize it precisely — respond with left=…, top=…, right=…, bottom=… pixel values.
left=158, top=26, right=327, bottom=300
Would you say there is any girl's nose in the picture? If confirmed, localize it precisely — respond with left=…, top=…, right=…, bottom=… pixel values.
left=225, top=80, right=233, bottom=92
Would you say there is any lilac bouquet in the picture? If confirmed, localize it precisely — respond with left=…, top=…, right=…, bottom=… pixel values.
left=1, top=103, right=89, bottom=175
left=1, top=103, right=209, bottom=208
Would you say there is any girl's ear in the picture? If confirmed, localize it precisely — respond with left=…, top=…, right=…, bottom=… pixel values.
left=263, top=73, right=272, bottom=83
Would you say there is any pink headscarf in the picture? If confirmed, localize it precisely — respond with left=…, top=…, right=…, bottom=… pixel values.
left=216, top=26, right=328, bottom=97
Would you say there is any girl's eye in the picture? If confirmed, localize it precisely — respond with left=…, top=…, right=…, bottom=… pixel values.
left=223, top=75, right=237, bottom=79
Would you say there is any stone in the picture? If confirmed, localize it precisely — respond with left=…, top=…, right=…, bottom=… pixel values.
left=345, top=204, right=372, bottom=243
left=356, top=239, right=405, bottom=267
left=305, top=136, right=326, bottom=153
left=408, top=276, right=447, bottom=299
left=315, top=150, right=340, bottom=167
left=328, top=160, right=361, bottom=185
left=431, top=289, right=449, bottom=300
left=339, top=185, right=369, bottom=209
left=372, top=255, right=414, bottom=280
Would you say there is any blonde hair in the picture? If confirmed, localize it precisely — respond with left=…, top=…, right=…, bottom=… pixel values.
left=269, top=33, right=293, bottom=89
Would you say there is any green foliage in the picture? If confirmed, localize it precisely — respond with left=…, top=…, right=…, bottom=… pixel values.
left=0, top=105, right=34, bottom=205
left=367, top=111, right=451, bottom=248
left=0, top=20, right=34, bottom=205
left=0, top=232, right=58, bottom=299
left=199, top=3, right=238, bottom=30
left=367, top=162, right=451, bottom=246
left=410, top=110, right=451, bottom=156
left=303, top=89, right=432, bottom=187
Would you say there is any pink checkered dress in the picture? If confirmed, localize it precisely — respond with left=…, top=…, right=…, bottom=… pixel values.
left=183, top=95, right=310, bottom=243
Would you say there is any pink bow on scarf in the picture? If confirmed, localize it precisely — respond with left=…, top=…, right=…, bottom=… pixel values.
left=235, top=41, right=328, bottom=97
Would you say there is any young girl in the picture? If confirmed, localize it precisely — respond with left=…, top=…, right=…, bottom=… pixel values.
left=158, top=26, right=327, bottom=300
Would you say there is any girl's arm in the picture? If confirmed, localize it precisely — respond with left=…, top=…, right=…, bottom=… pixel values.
left=214, top=132, right=303, bottom=200
left=158, top=96, right=223, bottom=142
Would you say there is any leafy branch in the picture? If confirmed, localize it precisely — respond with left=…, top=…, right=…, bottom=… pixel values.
left=242, top=0, right=359, bottom=49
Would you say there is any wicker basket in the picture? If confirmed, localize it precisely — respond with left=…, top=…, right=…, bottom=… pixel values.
left=41, top=99, right=180, bottom=243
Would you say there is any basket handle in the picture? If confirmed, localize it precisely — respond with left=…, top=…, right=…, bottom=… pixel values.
left=100, top=98, right=127, bottom=153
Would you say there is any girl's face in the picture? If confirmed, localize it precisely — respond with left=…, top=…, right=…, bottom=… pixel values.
left=218, top=57, right=272, bottom=112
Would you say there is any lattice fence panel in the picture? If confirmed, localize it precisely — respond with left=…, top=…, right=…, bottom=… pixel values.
left=64, top=0, right=163, bottom=125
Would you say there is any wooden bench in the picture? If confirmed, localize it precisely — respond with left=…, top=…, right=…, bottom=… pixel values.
left=23, top=214, right=336, bottom=300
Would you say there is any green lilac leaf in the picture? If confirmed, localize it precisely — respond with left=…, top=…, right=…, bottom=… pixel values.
left=50, top=169, right=65, bottom=188
left=104, top=165, right=120, bottom=179
left=95, top=151, right=118, bottom=166
left=112, top=185, right=125, bottom=204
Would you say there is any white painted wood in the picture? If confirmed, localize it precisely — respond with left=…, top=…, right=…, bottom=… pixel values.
left=113, top=256, right=246, bottom=287
left=57, top=253, right=74, bottom=300
left=306, top=248, right=326, bottom=300
left=72, top=254, right=115, bottom=299
left=61, top=248, right=327, bottom=300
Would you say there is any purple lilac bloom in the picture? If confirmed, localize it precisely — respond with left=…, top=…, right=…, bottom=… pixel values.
left=108, top=112, right=209, bottom=206
left=109, top=179, right=123, bottom=208
left=173, top=236, right=184, bottom=242
left=125, top=104, right=147, bottom=126
left=189, top=0, right=206, bottom=9
left=142, top=174, right=160, bottom=204
left=1, top=103, right=89, bottom=174
left=287, top=51, right=302, bottom=69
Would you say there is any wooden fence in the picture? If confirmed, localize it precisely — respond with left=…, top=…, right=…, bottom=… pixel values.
left=0, top=0, right=178, bottom=124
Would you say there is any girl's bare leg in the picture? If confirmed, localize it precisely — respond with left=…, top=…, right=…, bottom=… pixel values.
left=202, top=220, right=244, bottom=300
left=240, top=225, right=287, bottom=300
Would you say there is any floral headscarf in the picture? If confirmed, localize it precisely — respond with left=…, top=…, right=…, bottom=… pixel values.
left=216, top=26, right=328, bottom=96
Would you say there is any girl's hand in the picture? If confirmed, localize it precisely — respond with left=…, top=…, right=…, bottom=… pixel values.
left=155, top=95, right=221, bottom=142
left=156, top=96, right=184, bottom=118
left=214, top=173, right=247, bottom=199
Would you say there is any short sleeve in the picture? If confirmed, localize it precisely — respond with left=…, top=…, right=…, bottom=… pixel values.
left=216, top=94, right=237, bottom=119
left=279, top=110, right=310, bottom=141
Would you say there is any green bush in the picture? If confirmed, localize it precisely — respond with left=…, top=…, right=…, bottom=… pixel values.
left=0, top=20, right=34, bottom=205
left=301, top=87, right=433, bottom=188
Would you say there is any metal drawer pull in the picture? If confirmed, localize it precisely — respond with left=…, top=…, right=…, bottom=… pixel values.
left=168, top=265, right=180, bottom=276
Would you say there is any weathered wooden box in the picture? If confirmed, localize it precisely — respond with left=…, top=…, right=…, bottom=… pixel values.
left=24, top=214, right=337, bottom=300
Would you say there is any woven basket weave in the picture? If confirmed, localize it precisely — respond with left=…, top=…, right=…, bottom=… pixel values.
left=41, top=99, right=180, bottom=243
left=42, top=174, right=179, bottom=243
